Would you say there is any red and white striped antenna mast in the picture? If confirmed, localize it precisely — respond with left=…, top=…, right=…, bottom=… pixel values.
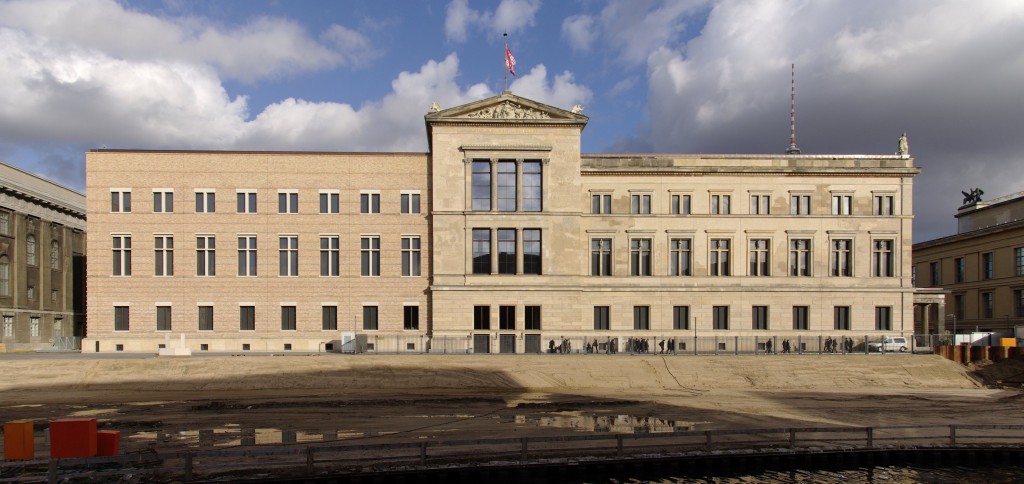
left=786, top=63, right=801, bottom=154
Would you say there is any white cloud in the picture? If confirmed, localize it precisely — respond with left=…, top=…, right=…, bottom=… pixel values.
left=561, top=14, right=596, bottom=51
left=444, top=0, right=540, bottom=43
left=598, top=0, right=708, bottom=65
left=492, top=0, right=541, bottom=34
left=444, top=0, right=480, bottom=43
left=509, top=65, right=592, bottom=111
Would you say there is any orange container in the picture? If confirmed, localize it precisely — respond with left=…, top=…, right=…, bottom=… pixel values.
left=1001, top=338, right=1017, bottom=347
left=3, top=420, right=34, bottom=460
left=49, top=418, right=97, bottom=459
left=96, top=431, right=120, bottom=456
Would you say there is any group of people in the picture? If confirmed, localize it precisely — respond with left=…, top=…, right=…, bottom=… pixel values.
left=548, top=338, right=573, bottom=354
left=763, top=339, right=794, bottom=354
left=823, top=336, right=854, bottom=353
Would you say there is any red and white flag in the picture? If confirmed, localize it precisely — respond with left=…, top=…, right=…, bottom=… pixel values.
left=505, top=45, right=516, bottom=76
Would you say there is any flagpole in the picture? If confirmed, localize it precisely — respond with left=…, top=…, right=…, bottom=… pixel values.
left=503, top=32, right=508, bottom=92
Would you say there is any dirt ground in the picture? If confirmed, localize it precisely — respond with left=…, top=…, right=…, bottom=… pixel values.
left=1, top=353, right=1021, bottom=455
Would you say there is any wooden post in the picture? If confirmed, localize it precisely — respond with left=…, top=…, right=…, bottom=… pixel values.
left=520, top=437, right=528, bottom=462
left=420, top=441, right=428, bottom=465
left=184, top=453, right=194, bottom=481
left=306, top=447, right=315, bottom=473
left=705, top=431, right=713, bottom=450
left=950, top=425, right=957, bottom=446
left=788, top=429, right=796, bottom=447
left=866, top=427, right=874, bottom=448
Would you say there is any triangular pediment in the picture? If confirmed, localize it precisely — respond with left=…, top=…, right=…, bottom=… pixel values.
left=425, top=92, right=587, bottom=123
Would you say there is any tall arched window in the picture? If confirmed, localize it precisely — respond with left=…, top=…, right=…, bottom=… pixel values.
left=51, top=240, right=60, bottom=270
left=26, top=235, right=36, bottom=266
left=0, top=256, right=9, bottom=297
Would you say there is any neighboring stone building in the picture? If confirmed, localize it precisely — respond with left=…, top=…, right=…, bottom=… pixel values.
left=913, top=190, right=1024, bottom=336
left=83, top=93, right=919, bottom=353
left=0, top=161, right=87, bottom=351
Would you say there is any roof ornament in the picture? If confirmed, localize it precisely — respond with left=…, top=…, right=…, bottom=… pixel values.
left=571, top=104, right=584, bottom=114
left=897, top=132, right=909, bottom=156
left=429, top=102, right=442, bottom=113
left=961, top=188, right=984, bottom=206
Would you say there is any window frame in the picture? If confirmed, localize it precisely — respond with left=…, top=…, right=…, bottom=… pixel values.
left=360, top=235, right=381, bottom=277
left=110, top=189, right=132, bottom=213
left=154, top=235, right=173, bottom=277
left=400, top=191, right=421, bottom=214
left=320, top=235, right=340, bottom=277
left=153, top=189, right=174, bottom=213
left=196, top=234, right=216, bottom=277
left=279, top=235, right=299, bottom=277
left=236, top=190, right=258, bottom=214
left=401, top=235, right=422, bottom=277
left=594, top=306, right=610, bottom=330
left=194, top=189, right=216, bottom=213
left=319, top=190, right=340, bottom=214
left=278, top=190, right=299, bottom=214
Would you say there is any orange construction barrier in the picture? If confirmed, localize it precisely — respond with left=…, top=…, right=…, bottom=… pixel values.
left=3, top=420, right=34, bottom=460
left=96, top=430, right=121, bottom=456
left=49, top=418, right=97, bottom=459
left=1001, top=338, right=1017, bottom=347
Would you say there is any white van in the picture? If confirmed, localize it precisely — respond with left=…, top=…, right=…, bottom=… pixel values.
left=868, top=336, right=908, bottom=352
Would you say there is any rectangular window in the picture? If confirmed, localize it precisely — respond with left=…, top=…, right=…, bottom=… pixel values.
left=713, top=306, right=729, bottom=330
left=873, top=194, right=895, bottom=215
left=195, top=191, right=215, bottom=213
left=281, top=306, right=297, bottom=331
left=827, top=238, right=851, bottom=276
left=114, top=306, right=129, bottom=331
left=875, top=306, right=892, bottom=330
left=320, top=191, right=340, bottom=214
left=279, top=236, right=298, bottom=276
left=750, top=194, right=770, bottom=215
left=630, top=238, right=652, bottom=276
left=929, top=261, right=940, bottom=286
left=402, top=236, right=421, bottom=276
left=360, top=236, right=380, bottom=276
left=671, top=194, right=691, bottom=215
left=497, top=160, right=517, bottom=211
left=403, top=305, right=419, bottom=330
left=320, top=236, right=340, bottom=276
left=525, top=306, right=541, bottom=330
left=112, top=235, right=131, bottom=276
left=400, top=192, right=421, bottom=214
left=497, top=229, right=516, bottom=274
left=278, top=191, right=299, bottom=213
left=872, top=240, right=895, bottom=277
left=591, top=194, right=612, bottom=214
left=749, top=239, right=770, bottom=276
left=955, top=257, right=965, bottom=283
left=834, top=306, right=850, bottom=330
left=472, top=160, right=491, bottom=211
left=522, top=160, right=542, bottom=212
left=238, top=236, right=257, bottom=276
left=982, top=292, right=994, bottom=318
left=710, top=194, right=731, bottom=215
left=198, top=306, right=213, bottom=331
left=790, top=239, right=811, bottom=276
left=156, top=306, right=172, bottom=331
left=362, top=305, right=378, bottom=330
left=196, top=235, right=215, bottom=276
left=954, top=294, right=965, bottom=320
left=670, top=238, right=692, bottom=276
left=594, top=306, right=610, bottom=330
left=1015, top=289, right=1024, bottom=318
left=30, top=317, right=39, bottom=337
left=831, top=194, right=852, bottom=215
left=3, top=316, right=12, bottom=337
left=154, top=235, right=173, bottom=276
left=673, top=306, right=690, bottom=330
left=473, top=305, right=490, bottom=330
left=237, top=191, right=257, bottom=213
left=631, top=194, right=652, bottom=214
left=499, top=305, right=516, bottom=330
left=153, top=190, right=173, bottom=213
left=240, top=306, right=255, bottom=331
left=111, top=190, right=131, bottom=213
left=793, top=306, right=809, bottom=330
left=322, top=306, right=338, bottom=330
left=633, top=306, right=650, bottom=330
left=591, top=239, right=612, bottom=276
left=982, top=252, right=994, bottom=280
left=790, top=194, right=811, bottom=215
left=523, top=229, right=541, bottom=275
left=710, top=239, right=730, bottom=276
left=0, top=211, right=8, bottom=235
left=472, top=229, right=491, bottom=274
left=752, top=305, right=769, bottom=330
left=360, top=192, right=380, bottom=214
left=1016, top=248, right=1024, bottom=276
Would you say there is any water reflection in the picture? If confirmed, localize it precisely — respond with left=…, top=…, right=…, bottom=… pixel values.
left=515, top=413, right=692, bottom=434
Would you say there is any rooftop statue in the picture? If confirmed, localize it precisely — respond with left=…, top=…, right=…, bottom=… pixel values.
left=897, top=132, right=909, bottom=156
left=961, top=187, right=984, bottom=206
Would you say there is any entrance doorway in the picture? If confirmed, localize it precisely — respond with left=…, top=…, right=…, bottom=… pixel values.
left=499, top=334, right=515, bottom=353
left=473, top=334, right=490, bottom=354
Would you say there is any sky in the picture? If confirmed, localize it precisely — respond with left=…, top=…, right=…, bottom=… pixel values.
left=2, top=0, right=1023, bottom=242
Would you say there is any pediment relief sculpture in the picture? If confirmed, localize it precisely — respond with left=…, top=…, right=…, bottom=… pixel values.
left=464, top=101, right=551, bottom=120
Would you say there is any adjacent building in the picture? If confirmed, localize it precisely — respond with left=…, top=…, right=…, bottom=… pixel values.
left=83, top=93, right=919, bottom=353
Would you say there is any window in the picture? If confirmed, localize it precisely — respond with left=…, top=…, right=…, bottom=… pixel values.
left=0, top=256, right=9, bottom=297
left=279, top=236, right=298, bottom=276
left=402, top=236, right=421, bottom=276
left=30, top=317, right=39, bottom=337
left=831, top=194, right=852, bottom=215
left=834, top=306, right=850, bottom=330
left=591, top=239, right=612, bottom=276
left=710, top=239, right=730, bottom=276
left=1015, top=289, right=1024, bottom=318
left=51, top=240, right=60, bottom=270
left=358, top=192, right=380, bottom=214
left=114, top=306, right=130, bottom=331
left=710, top=194, right=731, bottom=215
left=523, top=160, right=542, bottom=212
left=320, top=236, right=340, bottom=276
left=400, top=192, right=421, bottom=214
left=237, top=191, right=257, bottom=213
left=26, top=235, right=36, bottom=266
left=926, top=261, right=939, bottom=286
left=749, top=239, right=770, bottom=276
left=982, top=252, right=994, bottom=280
left=497, top=160, right=517, bottom=211
left=499, top=305, right=516, bottom=330
left=525, top=306, right=541, bottom=330
left=630, top=238, right=652, bottom=276
left=633, top=306, right=650, bottom=330
left=954, top=294, right=965, bottom=320
left=713, top=306, right=729, bottom=330
left=112, top=235, right=131, bottom=276
left=752, top=306, right=769, bottom=330
left=238, top=236, right=257, bottom=276
left=671, top=194, right=691, bottom=215
left=404, top=305, right=419, bottom=330
left=591, top=194, right=612, bottom=214
left=790, top=194, right=810, bottom=215
left=750, top=194, right=770, bottom=215
left=472, top=160, right=491, bottom=211
left=0, top=211, right=8, bottom=235
left=981, top=292, right=994, bottom=318
left=195, top=190, right=215, bottom=213
left=111, top=190, right=131, bottom=212
left=497, top=229, right=516, bottom=274
left=156, top=306, right=171, bottom=331
left=27, top=286, right=34, bottom=300
left=473, top=229, right=491, bottom=274
left=827, top=240, right=851, bottom=278
left=473, top=305, right=490, bottom=330
left=872, top=240, right=895, bottom=277
left=153, top=190, right=173, bottom=213
left=673, top=306, right=689, bottom=330
left=955, top=257, right=965, bottom=283
left=670, top=239, right=691, bottom=276
left=196, top=235, right=215, bottom=276
left=240, top=306, right=255, bottom=331
left=793, top=306, right=809, bottom=330
left=322, top=306, right=338, bottom=330
left=873, top=194, right=895, bottom=215
left=1017, top=248, right=1024, bottom=276
left=523, top=229, right=541, bottom=275
left=320, top=191, right=340, bottom=214
left=199, top=306, right=213, bottom=331
left=273, top=191, right=298, bottom=213
left=154, top=235, right=173, bottom=276
left=789, top=239, right=811, bottom=276
left=594, top=306, right=610, bottom=330
left=875, top=306, right=892, bottom=330
left=281, top=306, right=296, bottom=331
left=631, top=194, right=652, bottom=214
left=3, top=316, right=12, bottom=337
left=360, top=236, right=380, bottom=276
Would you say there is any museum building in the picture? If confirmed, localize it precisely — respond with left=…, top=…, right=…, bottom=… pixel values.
left=83, top=93, right=919, bottom=353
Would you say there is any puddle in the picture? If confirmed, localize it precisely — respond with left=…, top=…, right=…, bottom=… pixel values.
left=516, top=413, right=694, bottom=434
